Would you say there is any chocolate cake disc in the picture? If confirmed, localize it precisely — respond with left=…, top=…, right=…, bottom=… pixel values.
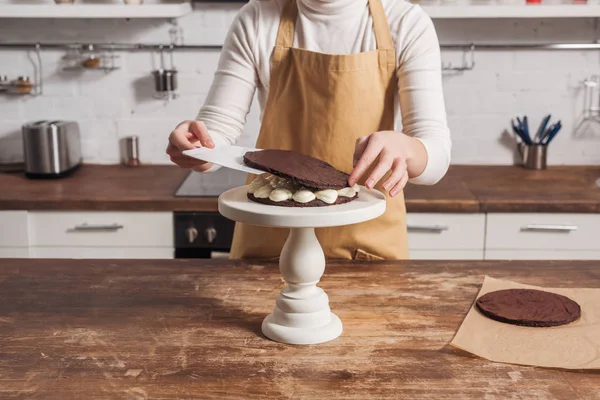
left=475, top=289, right=581, bottom=327
left=243, top=150, right=350, bottom=190
left=247, top=192, right=357, bottom=208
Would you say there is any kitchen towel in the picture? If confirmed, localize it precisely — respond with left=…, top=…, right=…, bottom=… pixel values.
left=450, top=276, right=600, bottom=370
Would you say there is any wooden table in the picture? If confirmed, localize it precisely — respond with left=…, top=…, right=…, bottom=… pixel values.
left=1, top=259, right=598, bottom=399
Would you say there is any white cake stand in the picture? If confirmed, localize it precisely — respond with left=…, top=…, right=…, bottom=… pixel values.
left=218, top=186, right=386, bottom=345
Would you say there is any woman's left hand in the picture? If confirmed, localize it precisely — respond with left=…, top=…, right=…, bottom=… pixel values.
left=348, top=131, right=416, bottom=197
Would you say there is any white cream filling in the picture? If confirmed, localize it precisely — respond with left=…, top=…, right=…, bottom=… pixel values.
left=247, top=176, right=267, bottom=194
left=269, top=188, right=293, bottom=202
left=337, top=187, right=356, bottom=198
left=315, top=189, right=338, bottom=204
left=293, top=189, right=316, bottom=203
left=253, top=184, right=273, bottom=199
left=248, top=174, right=357, bottom=204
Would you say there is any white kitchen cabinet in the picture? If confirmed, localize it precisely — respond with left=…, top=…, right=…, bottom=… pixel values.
left=0, top=248, right=30, bottom=258
left=29, top=211, right=172, bottom=247
left=485, top=213, right=600, bottom=260
left=485, top=250, right=600, bottom=260
left=409, top=250, right=484, bottom=260
left=27, top=211, right=174, bottom=259
left=0, top=211, right=30, bottom=258
left=30, top=247, right=173, bottom=259
left=406, top=213, right=486, bottom=259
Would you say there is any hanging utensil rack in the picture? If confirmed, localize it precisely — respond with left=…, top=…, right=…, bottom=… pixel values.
left=61, top=44, right=120, bottom=72
left=0, top=41, right=599, bottom=94
left=0, top=44, right=43, bottom=96
left=2, top=41, right=600, bottom=52
left=0, top=41, right=599, bottom=74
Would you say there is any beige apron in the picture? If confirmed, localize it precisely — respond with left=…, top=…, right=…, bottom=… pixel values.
left=229, top=0, right=408, bottom=261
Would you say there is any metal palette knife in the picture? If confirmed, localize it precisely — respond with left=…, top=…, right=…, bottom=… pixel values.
left=182, top=145, right=265, bottom=175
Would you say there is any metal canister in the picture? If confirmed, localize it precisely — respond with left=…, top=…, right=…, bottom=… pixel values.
left=518, top=143, right=547, bottom=170
left=121, top=136, right=140, bottom=167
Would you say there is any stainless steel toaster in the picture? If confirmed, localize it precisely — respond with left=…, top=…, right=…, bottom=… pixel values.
left=22, top=120, right=82, bottom=178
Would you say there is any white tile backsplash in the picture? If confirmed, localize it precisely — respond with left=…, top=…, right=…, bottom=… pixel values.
left=0, top=3, right=599, bottom=166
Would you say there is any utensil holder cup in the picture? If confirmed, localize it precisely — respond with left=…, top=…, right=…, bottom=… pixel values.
left=518, top=143, right=547, bottom=170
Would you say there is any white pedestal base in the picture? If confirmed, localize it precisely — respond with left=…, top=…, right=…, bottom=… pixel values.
left=261, top=227, right=342, bottom=345
left=217, top=185, right=386, bottom=345
left=262, top=313, right=343, bottom=345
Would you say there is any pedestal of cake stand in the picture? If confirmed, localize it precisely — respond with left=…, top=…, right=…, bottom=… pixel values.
left=218, top=186, right=386, bottom=345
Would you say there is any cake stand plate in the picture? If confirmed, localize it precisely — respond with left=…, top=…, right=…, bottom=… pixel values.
left=218, top=186, right=386, bottom=345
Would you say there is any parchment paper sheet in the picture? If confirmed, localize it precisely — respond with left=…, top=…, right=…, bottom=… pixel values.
left=450, top=276, right=600, bottom=369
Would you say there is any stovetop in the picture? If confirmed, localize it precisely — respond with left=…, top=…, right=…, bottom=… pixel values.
left=174, top=168, right=248, bottom=197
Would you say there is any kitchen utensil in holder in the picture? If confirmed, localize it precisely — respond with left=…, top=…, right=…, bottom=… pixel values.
left=518, top=143, right=547, bottom=170
left=152, top=45, right=178, bottom=101
left=582, top=75, right=600, bottom=121
left=218, top=186, right=386, bottom=345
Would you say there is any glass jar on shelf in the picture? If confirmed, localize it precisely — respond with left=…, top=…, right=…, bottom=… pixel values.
left=13, top=76, right=33, bottom=95
left=0, top=75, right=9, bottom=93
left=81, top=44, right=101, bottom=69
left=496, top=0, right=525, bottom=5
left=470, top=0, right=496, bottom=4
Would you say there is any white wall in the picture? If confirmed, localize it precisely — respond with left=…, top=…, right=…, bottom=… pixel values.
left=1, top=1, right=599, bottom=166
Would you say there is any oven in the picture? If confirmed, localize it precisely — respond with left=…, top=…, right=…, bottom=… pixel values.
left=173, top=212, right=235, bottom=259
left=173, top=169, right=247, bottom=259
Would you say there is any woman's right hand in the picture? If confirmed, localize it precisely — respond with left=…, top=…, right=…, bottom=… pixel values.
left=166, top=120, right=215, bottom=172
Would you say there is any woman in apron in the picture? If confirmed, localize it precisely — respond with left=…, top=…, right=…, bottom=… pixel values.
left=166, top=0, right=451, bottom=260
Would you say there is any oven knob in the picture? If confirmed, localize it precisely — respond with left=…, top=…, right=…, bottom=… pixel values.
left=186, top=226, right=198, bottom=244
left=205, top=227, right=217, bottom=244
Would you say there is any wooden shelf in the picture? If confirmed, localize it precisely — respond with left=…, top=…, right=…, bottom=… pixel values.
left=0, top=3, right=192, bottom=19
left=421, top=4, right=600, bottom=19
left=1, top=3, right=598, bottom=19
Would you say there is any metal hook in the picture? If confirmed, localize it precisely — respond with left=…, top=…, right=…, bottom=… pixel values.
left=158, top=44, right=165, bottom=70
left=169, top=44, right=175, bottom=70
left=108, top=42, right=115, bottom=71
left=34, top=43, right=43, bottom=96
left=442, top=44, right=476, bottom=72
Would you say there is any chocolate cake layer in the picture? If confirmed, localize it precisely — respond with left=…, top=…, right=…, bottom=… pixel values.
left=247, top=192, right=357, bottom=208
left=475, top=288, right=581, bottom=327
left=243, top=150, right=350, bottom=190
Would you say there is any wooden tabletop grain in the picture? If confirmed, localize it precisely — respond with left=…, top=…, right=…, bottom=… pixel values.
left=1, top=259, right=598, bottom=399
left=1, top=164, right=599, bottom=212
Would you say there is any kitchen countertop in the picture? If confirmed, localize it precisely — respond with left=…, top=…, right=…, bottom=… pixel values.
left=0, top=164, right=599, bottom=212
left=0, top=258, right=598, bottom=399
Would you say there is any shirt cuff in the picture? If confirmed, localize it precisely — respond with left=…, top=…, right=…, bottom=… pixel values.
left=407, top=136, right=450, bottom=186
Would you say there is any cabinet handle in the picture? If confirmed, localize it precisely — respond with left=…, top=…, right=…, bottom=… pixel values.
left=407, top=224, right=449, bottom=232
left=72, top=223, right=124, bottom=232
left=520, top=224, right=578, bottom=232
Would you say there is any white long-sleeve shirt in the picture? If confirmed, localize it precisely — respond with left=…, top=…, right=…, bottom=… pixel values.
left=196, top=0, right=451, bottom=185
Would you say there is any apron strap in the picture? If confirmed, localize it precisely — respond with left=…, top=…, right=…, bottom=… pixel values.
left=275, top=0, right=298, bottom=49
left=368, top=0, right=394, bottom=51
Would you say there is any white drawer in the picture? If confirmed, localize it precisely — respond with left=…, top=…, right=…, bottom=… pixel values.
left=0, top=211, right=29, bottom=247
left=30, top=246, right=173, bottom=259
left=29, top=212, right=173, bottom=247
left=0, top=248, right=29, bottom=258
left=485, top=250, right=600, bottom=260
left=486, top=213, right=600, bottom=250
left=410, top=250, right=484, bottom=260
left=406, top=213, right=485, bottom=250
